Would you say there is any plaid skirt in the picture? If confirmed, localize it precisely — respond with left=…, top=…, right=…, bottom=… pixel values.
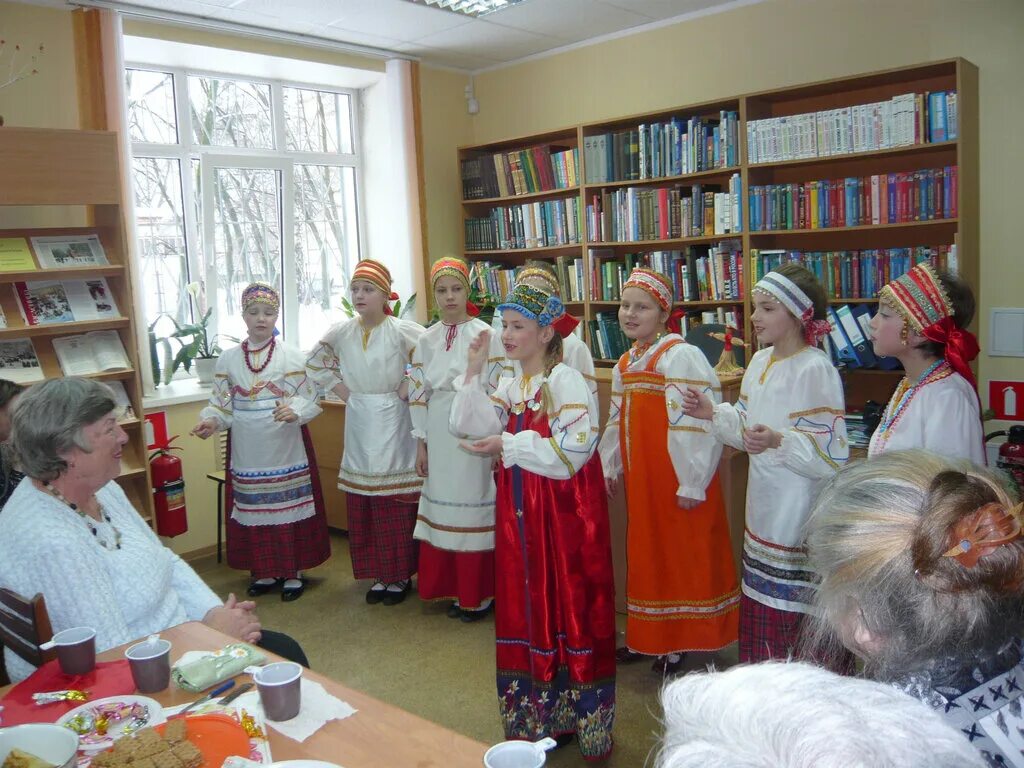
left=738, top=593, right=805, bottom=664
left=346, top=491, right=419, bottom=583
left=225, top=427, right=331, bottom=578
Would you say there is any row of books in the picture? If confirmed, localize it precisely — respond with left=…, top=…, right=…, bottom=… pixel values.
left=751, top=245, right=957, bottom=299
left=747, top=166, right=958, bottom=231
left=585, top=174, right=742, bottom=243
left=464, top=197, right=582, bottom=251
left=0, top=233, right=111, bottom=272
left=0, top=330, right=132, bottom=385
left=589, top=243, right=744, bottom=302
left=582, top=112, right=740, bottom=183
left=5, top=278, right=120, bottom=327
left=746, top=91, right=958, bottom=164
left=460, top=145, right=579, bottom=200
left=824, top=304, right=901, bottom=371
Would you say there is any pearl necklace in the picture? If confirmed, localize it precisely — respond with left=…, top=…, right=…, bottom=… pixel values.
left=876, top=359, right=950, bottom=438
left=44, top=482, right=122, bottom=550
left=242, top=338, right=275, bottom=374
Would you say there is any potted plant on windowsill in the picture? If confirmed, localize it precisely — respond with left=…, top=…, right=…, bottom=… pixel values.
left=163, top=282, right=224, bottom=386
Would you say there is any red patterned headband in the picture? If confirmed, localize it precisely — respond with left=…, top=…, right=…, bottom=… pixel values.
left=430, top=257, right=471, bottom=290
left=352, top=259, right=395, bottom=297
left=623, top=268, right=673, bottom=312
left=879, top=263, right=953, bottom=333
left=241, top=281, right=280, bottom=311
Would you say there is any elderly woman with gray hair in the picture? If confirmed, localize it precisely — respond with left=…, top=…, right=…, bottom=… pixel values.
left=0, top=378, right=307, bottom=683
left=803, top=449, right=1024, bottom=767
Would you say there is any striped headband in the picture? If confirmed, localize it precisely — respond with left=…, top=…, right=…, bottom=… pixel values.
left=878, top=262, right=953, bottom=333
left=241, top=281, right=280, bottom=312
left=498, top=284, right=578, bottom=338
left=753, top=271, right=814, bottom=322
left=623, top=267, right=673, bottom=312
left=351, top=259, right=396, bottom=298
left=516, top=266, right=560, bottom=297
left=430, top=257, right=471, bottom=290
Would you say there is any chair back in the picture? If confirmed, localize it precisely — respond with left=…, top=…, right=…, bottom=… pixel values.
left=214, top=429, right=228, bottom=472
left=0, top=588, right=55, bottom=682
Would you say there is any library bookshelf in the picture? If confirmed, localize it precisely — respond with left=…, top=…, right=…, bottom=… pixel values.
left=456, top=58, right=978, bottom=412
left=0, top=127, right=155, bottom=524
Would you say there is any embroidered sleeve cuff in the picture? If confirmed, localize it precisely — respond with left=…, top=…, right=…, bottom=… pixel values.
left=411, top=428, right=427, bottom=440
left=707, top=403, right=730, bottom=435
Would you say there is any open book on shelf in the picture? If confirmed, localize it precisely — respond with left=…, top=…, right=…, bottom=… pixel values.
left=105, top=380, right=136, bottom=422
left=30, top=234, right=109, bottom=268
left=0, top=338, right=45, bottom=384
left=52, top=330, right=130, bottom=376
left=13, top=277, right=120, bottom=325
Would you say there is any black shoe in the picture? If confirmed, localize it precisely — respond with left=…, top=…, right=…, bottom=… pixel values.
left=615, top=646, right=644, bottom=664
left=652, top=654, right=686, bottom=676
left=459, top=602, right=494, bottom=622
left=381, top=581, right=411, bottom=606
left=366, top=582, right=387, bottom=604
left=446, top=602, right=463, bottom=619
left=554, top=733, right=575, bottom=749
left=247, top=579, right=279, bottom=597
left=281, top=581, right=305, bottom=602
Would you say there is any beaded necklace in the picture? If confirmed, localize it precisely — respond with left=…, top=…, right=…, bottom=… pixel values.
left=629, top=333, right=666, bottom=365
left=875, top=359, right=950, bottom=440
left=242, top=337, right=275, bottom=374
left=44, top=482, right=122, bottom=550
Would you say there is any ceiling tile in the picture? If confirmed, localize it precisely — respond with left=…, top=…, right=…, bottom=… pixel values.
left=212, top=6, right=316, bottom=36
left=229, top=0, right=350, bottom=26
left=600, top=0, right=742, bottom=21
left=487, top=0, right=654, bottom=41
left=118, top=0, right=234, bottom=15
left=325, top=0, right=473, bottom=42
left=409, top=17, right=560, bottom=60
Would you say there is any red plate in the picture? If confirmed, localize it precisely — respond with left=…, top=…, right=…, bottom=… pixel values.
left=154, top=714, right=251, bottom=768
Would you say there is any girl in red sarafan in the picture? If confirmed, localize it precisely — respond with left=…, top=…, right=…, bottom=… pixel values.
left=452, top=283, right=616, bottom=761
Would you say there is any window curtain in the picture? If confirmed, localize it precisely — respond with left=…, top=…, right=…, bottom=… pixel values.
left=383, top=58, right=429, bottom=323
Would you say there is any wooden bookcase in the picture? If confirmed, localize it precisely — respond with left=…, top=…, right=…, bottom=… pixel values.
left=456, top=58, right=978, bottom=412
left=0, top=127, right=155, bottom=524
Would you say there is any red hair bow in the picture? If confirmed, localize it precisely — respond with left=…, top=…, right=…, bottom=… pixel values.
left=667, top=308, right=686, bottom=336
left=922, top=316, right=979, bottom=389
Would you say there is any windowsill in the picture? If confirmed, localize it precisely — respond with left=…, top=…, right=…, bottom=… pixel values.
left=143, top=378, right=212, bottom=410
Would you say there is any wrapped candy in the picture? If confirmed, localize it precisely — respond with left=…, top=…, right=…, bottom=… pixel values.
left=238, top=710, right=264, bottom=740
left=32, top=689, right=90, bottom=705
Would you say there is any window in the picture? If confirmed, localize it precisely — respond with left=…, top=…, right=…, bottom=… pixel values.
left=126, top=66, right=361, bottom=358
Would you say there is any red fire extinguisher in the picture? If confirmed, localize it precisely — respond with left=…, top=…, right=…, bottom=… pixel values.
left=150, top=435, right=188, bottom=538
left=986, top=425, right=1024, bottom=498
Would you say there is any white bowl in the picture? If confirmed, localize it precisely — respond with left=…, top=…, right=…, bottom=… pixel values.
left=0, top=723, right=80, bottom=768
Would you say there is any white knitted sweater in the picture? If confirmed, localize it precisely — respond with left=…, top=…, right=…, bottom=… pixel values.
left=0, top=478, right=221, bottom=682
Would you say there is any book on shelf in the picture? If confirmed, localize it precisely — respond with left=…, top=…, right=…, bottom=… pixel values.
left=13, top=277, right=120, bottom=326
left=746, top=91, right=958, bottom=164
left=821, top=303, right=902, bottom=372
left=588, top=243, right=743, bottom=303
left=748, top=166, right=957, bottom=231
left=461, top=145, right=579, bottom=200
left=52, top=330, right=130, bottom=376
left=750, top=245, right=955, bottom=299
left=465, top=196, right=582, bottom=251
left=0, top=338, right=44, bottom=384
left=0, top=238, right=37, bottom=272
left=583, top=111, right=740, bottom=183
left=105, top=380, right=136, bottom=422
left=30, top=234, right=109, bottom=268
left=585, top=173, right=742, bottom=242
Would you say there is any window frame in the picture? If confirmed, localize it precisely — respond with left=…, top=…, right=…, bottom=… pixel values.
left=126, top=62, right=366, bottom=358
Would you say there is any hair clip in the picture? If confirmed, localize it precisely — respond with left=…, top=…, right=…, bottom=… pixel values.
left=941, top=501, right=1023, bottom=568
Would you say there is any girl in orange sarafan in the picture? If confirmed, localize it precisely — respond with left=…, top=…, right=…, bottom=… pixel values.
left=599, top=268, right=739, bottom=675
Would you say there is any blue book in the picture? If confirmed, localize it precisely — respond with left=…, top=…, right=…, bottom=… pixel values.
left=929, top=91, right=947, bottom=142
left=836, top=304, right=878, bottom=367
left=827, top=306, right=861, bottom=368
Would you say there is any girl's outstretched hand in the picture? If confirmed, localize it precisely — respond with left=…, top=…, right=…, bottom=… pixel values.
left=681, top=386, right=714, bottom=421
left=466, top=329, right=491, bottom=379
left=191, top=418, right=218, bottom=439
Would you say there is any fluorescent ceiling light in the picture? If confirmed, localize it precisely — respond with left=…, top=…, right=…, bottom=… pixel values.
left=402, top=0, right=530, bottom=18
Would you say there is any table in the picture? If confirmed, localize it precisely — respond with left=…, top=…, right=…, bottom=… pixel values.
left=2, top=622, right=487, bottom=768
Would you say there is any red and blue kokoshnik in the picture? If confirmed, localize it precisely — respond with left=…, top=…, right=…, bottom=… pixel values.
left=497, top=284, right=579, bottom=338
